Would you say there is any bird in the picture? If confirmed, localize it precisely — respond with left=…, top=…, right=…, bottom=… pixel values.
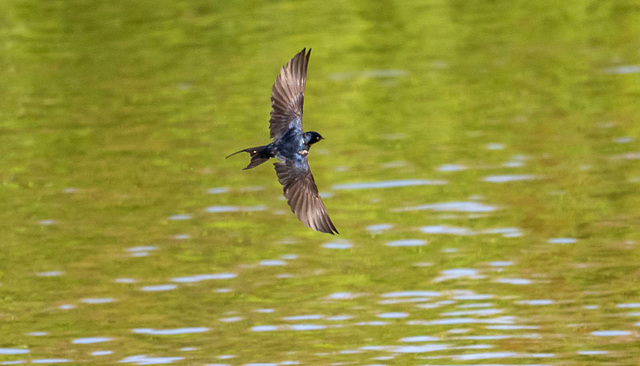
left=226, top=49, right=338, bottom=235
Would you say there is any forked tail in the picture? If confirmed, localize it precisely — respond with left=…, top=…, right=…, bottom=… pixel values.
left=225, top=145, right=271, bottom=170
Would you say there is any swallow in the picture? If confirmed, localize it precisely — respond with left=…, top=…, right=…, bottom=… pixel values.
left=226, top=49, right=338, bottom=235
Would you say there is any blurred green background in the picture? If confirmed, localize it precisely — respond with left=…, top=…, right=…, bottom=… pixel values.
left=1, top=0, right=640, bottom=364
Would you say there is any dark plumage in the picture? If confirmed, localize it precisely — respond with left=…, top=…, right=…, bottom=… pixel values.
left=226, top=49, right=338, bottom=235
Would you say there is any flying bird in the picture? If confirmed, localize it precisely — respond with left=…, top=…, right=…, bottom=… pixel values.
left=226, top=49, right=338, bottom=235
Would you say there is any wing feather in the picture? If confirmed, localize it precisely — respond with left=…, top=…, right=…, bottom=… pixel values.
left=274, top=161, right=338, bottom=235
left=269, top=49, right=310, bottom=140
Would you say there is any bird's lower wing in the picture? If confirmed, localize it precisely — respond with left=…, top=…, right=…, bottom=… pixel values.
left=274, top=161, right=338, bottom=235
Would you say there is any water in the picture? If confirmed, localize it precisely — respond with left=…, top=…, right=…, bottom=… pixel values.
left=1, top=0, right=640, bottom=365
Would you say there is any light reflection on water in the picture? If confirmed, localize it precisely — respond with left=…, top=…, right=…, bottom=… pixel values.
left=72, top=337, right=112, bottom=344
left=332, top=179, right=447, bottom=190
left=328, top=69, right=408, bottom=80
left=0, top=349, right=29, bottom=355
left=205, top=205, right=267, bottom=213
left=132, top=328, right=209, bottom=335
left=36, top=271, right=63, bottom=277
left=31, top=359, right=71, bottom=364
left=170, top=273, right=237, bottom=283
left=258, top=260, right=286, bottom=266
left=3, top=1, right=640, bottom=365
left=386, top=239, right=426, bottom=247
left=140, top=284, right=177, bottom=292
left=494, top=278, right=532, bottom=285
left=366, top=224, right=394, bottom=233
left=327, top=292, right=359, bottom=300
left=91, top=350, right=113, bottom=356
left=436, top=164, right=466, bottom=172
left=394, top=201, right=499, bottom=212
left=322, top=241, right=353, bottom=249
left=590, top=330, right=632, bottom=337
left=482, top=174, right=538, bottom=183
left=400, top=335, right=439, bottom=342
left=603, top=65, right=640, bottom=74
left=80, top=298, right=115, bottom=304
left=119, top=355, right=184, bottom=365
left=168, top=214, right=192, bottom=221
left=548, top=237, right=577, bottom=244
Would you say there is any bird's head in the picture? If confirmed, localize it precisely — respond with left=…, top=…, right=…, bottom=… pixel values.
left=304, top=131, right=324, bottom=147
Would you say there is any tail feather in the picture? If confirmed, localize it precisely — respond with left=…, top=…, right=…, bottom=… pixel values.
left=226, top=145, right=271, bottom=170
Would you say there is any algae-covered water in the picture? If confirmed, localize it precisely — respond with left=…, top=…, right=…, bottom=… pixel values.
left=2, top=0, right=640, bottom=365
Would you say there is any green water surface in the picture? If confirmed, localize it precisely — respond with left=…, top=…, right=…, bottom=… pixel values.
left=1, top=0, right=640, bottom=365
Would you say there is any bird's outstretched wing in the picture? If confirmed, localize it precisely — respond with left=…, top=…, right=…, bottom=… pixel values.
left=274, top=160, right=338, bottom=235
left=269, top=49, right=310, bottom=140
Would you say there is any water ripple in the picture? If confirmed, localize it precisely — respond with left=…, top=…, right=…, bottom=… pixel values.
left=81, top=298, right=115, bottom=304
left=327, top=292, right=359, bottom=300
left=259, top=260, right=286, bottom=266
left=617, top=303, right=640, bottom=308
left=386, top=239, right=426, bottom=247
left=0, top=348, right=29, bottom=355
left=130, top=246, right=158, bottom=254
left=441, top=309, right=503, bottom=316
left=36, top=271, right=63, bottom=277
left=603, top=65, right=640, bottom=74
left=453, top=351, right=554, bottom=360
left=548, top=237, right=577, bottom=244
left=487, top=324, right=540, bottom=330
left=32, top=359, right=70, bottom=364
left=517, top=300, right=554, bottom=306
left=205, top=205, right=266, bottom=213
left=72, top=337, right=112, bottom=344
left=489, top=261, right=514, bottom=267
left=390, top=344, right=451, bottom=353
left=27, top=332, right=48, bottom=336
left=92, top=351, right=113, bottom=356
left=333, top=179, right=447, bottom=190
left=577, top=350, right=608, bottom=355
left=436, top=164, right=466, bottom=172
left=327, top=315, right=353, bottom=321
left=382, top=291, right=441, bottom=298
left=366, top=224, right=394, bottom=233
left=591, top=330, right=631, bottom=336
left=119, top=355, right=184, bottom=365
left=494, top=278, right=532, bottom=285
left=482, top=174, right=538, bottom=183
left=219, top=317, right=243, bottom=323
left=171, top=273, right=237, bottom=283
left=408, top=316, right=515, bottom=325
left=283, top=315, right=323, bottom=321
left=168, top=214, right=192, bottom=221
left=328, top=69, right=408, bottom=80
left=322, top=241, right=352, bottom=249
left=251, top=325, right=278, bottom=332
left=433, top=269, right=483, bottom=282
left=394, top=201, right=498, bottom=212
left=140, top=284, right=177, bottom=292
left=376, top=312, right=409, bottom=319
left=289, top=324, right=326, bottom=331
left=399, top=335, right=439, bottom=342
left=420, top=225, right=474, bottom=235
left=132, top=327, right=209, bottom=335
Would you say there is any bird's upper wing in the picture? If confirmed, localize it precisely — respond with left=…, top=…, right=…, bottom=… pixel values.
left=269, top=49, right=310, bottom=140
left=274, top=160, right=338, bottom=235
